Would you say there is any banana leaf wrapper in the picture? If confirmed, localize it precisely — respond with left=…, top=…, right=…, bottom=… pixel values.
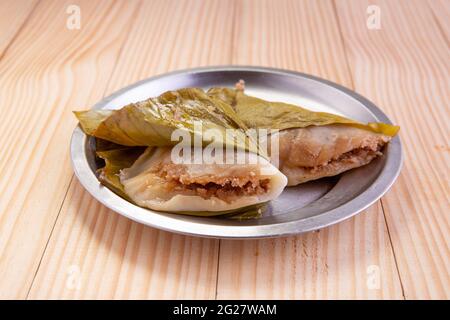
left=167, top=202, right=266, bottom=219
left=75, top=88, right=261, bottom=154
left=207, top=87, right=399, bottom=136
left=94, top=139, right=145, bottom=201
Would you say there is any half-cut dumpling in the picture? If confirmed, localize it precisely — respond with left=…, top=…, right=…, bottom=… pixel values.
left=273, top=124, right=390, bottom=186
left=120, top=147, right=287, bottom=212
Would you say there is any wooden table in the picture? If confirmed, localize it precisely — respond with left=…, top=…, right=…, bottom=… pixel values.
left=0, top=0, right=448, bottom=300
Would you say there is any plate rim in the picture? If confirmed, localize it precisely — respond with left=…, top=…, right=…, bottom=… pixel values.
left=70, top=65, right=403, bottom=238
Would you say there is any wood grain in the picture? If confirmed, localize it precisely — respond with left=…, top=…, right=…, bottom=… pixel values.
left=0, top=0, right=447, bottom=300
left=0, top=0, right=37, bottom=56
left=29, top=182, right=218, bottom=299
left=335, top=0, right=449, bottom=299
left=216, top=0, right=403, bottom=299
left=218, top=204, right=401, bottom=299
left=0, top=0, right=141, bottom=299
left=427, top=0, right=450, bottom=42
left=28, top=0, right=235, bottom=299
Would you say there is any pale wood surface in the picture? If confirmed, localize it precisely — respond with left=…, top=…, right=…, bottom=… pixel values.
left=0, top=0, right=447, bottom=299
left=216, top=0, right=402, bottom=300
left=336, top=0, right=450, bottom=299
left=0, top=0, right=37, bottom=55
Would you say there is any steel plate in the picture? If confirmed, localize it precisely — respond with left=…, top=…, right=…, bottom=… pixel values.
left=70, top=66, right=402, bottom=238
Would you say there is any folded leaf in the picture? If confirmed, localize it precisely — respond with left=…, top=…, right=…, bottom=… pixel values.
left=94, top=139, right=146, bottom=200
left=167, top=202, right=266, bottom=218
left=207, top=87, right=399, bottom=136
left=75, top=88, right=260, bottom=153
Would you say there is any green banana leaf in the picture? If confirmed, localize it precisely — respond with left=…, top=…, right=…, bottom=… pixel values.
left=207, top=87, right=399, bottom=136
left=170, top=202, right=266, bottom=219
left=75, top=88, right=261, bottom=154
left=94, top=139, right=146, bottom=201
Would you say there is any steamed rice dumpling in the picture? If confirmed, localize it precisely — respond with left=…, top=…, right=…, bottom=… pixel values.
left=120, top=147, right=287, bottom=212
left=208, top=82, right=399, bottom=186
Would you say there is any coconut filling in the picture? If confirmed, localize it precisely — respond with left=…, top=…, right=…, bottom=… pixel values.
left=119, top=147, right=287, bottom=212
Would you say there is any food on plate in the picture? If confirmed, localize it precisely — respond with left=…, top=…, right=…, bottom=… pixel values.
left=74, top=81, right=399, bottom=216
left=207, top=82, right=399, bottom=185
left=75, top=88, right=279, bottom=216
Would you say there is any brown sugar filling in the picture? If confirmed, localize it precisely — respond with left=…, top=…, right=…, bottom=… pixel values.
left=155, top=164, right=271, bottom=202
left=305, top=145, right=383, bottom=173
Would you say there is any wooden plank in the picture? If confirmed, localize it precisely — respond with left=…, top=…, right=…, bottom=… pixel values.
left=30, top=182, right=219, bottom=299
left=218, top=204, right=401, bottom=299
left=335, top=0, right=449, bottom=299
left=28, top=0, right=235, bottom=299
left=0, top=0, right=38, bottom=56
left=216, top=0, right=403, bottom=299
left=427, top=0, right=450, bottom=41
left=0, top=0, right=141, bottom=299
